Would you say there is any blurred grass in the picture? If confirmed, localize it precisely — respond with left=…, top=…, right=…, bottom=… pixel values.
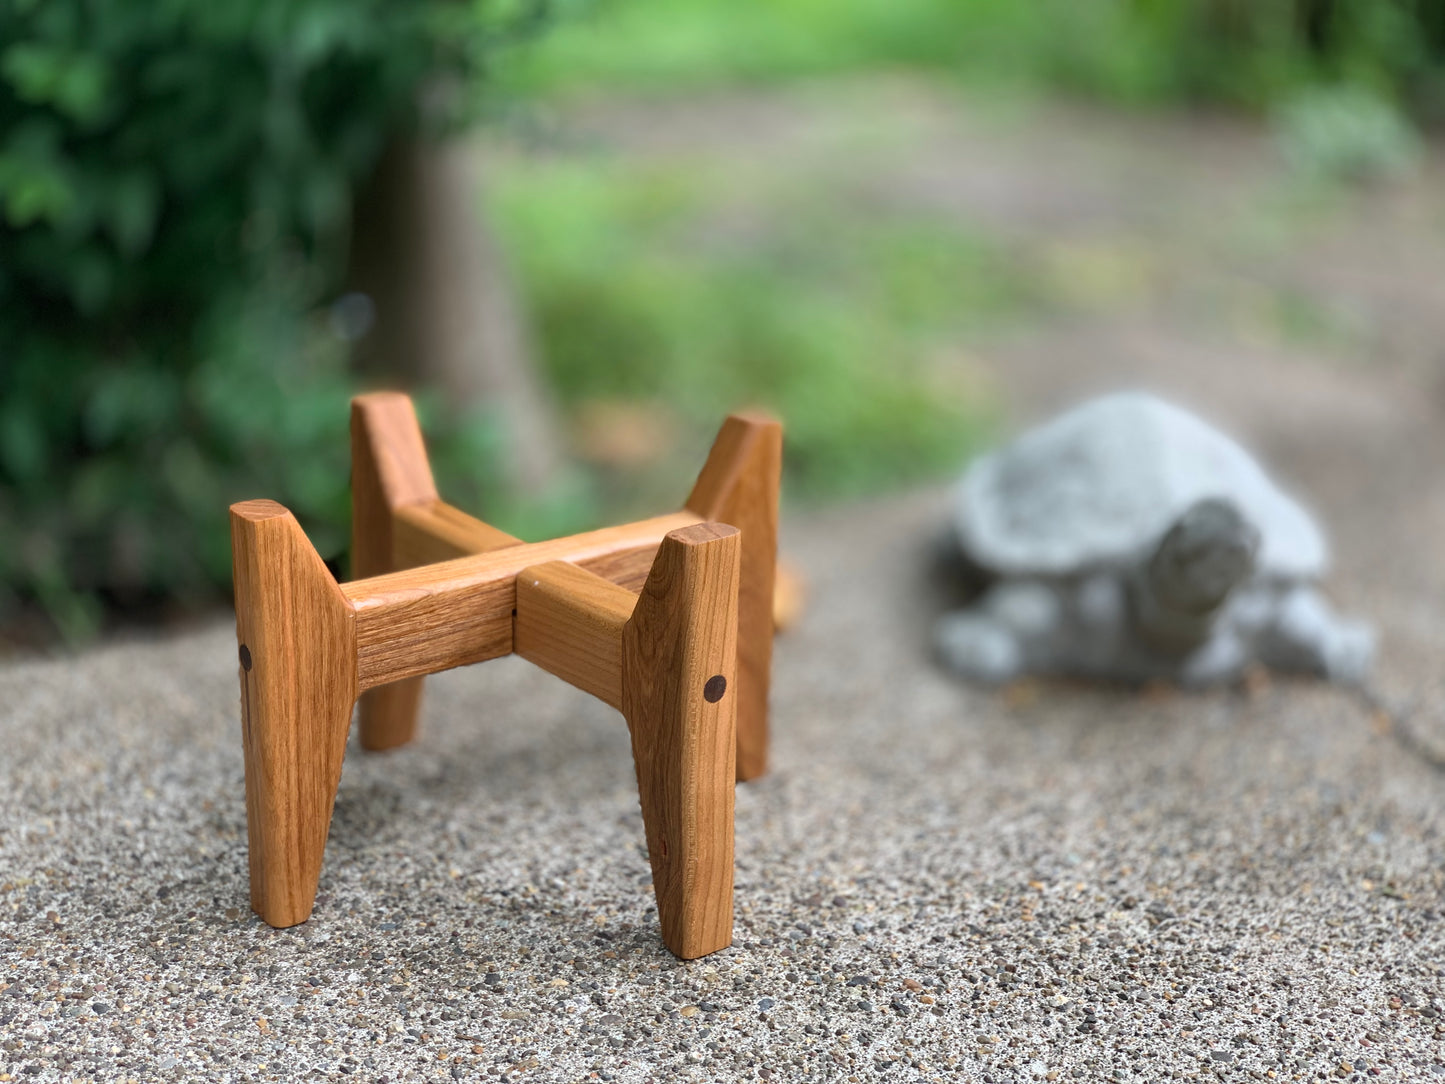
left=498, top=0, right=1203, bottom=102
left=498, top=0, right=1445, bottom=119
left=488, top=153, right=1033, bottom=508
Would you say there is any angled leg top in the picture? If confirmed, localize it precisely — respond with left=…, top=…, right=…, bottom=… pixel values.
left=687, top=413, right=782, bottom=781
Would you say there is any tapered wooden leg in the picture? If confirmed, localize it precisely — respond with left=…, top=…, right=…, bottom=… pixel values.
left=354, top=678, right=422, bottom=752
left=686, top=414, right=781, bottom=782
left=231, top=500, right=359, bottom=928
left=351, top=394, right=437, bottom=750
left=350, top=392, right=523, bottom=750
left=623, top=524, right=740, bottom=959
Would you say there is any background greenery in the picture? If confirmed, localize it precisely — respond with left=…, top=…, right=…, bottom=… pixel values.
left=0, top=0, right=540, bottom=639
left=3, top=0, right=1442, bottom=640
left=508, top=0, right=1445, bottom=117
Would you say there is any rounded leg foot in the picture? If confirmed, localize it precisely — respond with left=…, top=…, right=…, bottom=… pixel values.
left=935, top=612, right=1024, bottom=685
left=1179, top=630, right=1249, bottom=687
left=1262, top=587, right=1376, bottom=685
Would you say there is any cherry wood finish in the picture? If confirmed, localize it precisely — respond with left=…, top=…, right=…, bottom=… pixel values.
left=350, top=394, right=522, bottom=751
left=623, top=524, right=739, bottom=957
left=685, top=414, right=781, bottom=781
left=515, top=560, right=636, bottom=710
left=348, top=393, right=781, bottom=779
left=230, top=396, right=779, bottom=958
left=231, top=500, right=357, bottom=929
left=345, top=511, right=701, bottom=689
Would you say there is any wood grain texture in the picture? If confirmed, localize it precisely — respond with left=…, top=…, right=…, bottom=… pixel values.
left=351, top=395, right=522, bottom=750
left=514, top=561, right=636, bottom=710
left=231, top=499, right=358, bottom=928
left=366, top=498, right=520, bottom=751
left=355, top=679, right=425, bottom=754
left=351, top=394, right=438, bottom=752
left=394, top=499, right=522, bottom=567
left=395, top=500, right=673, bottom=590
left=622, top=523, right=740, bottom=959
left=345, top=511, right=700, bottom=690
left=686, top=413, right=781, bottom=781
left=350, top=393, right=439, bottom=524
left=242, top=398, right=771, bottom=956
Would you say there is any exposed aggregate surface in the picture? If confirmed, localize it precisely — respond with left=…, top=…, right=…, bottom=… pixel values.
left=2, top=470, right=1443, bottom=1083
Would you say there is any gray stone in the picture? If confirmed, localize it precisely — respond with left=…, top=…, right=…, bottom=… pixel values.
left=937, top=392, right=1374, bottom=686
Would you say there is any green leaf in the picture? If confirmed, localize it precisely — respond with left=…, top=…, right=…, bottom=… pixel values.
left=0, top=121, right=76, bottom=227
left=0, top=403, right=48, bottom=483
left=108, top=170, right=161, bottom=257
left=1, top=44, right=112, bottom=124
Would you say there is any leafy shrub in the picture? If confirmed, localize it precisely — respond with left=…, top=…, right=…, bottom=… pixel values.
left=0, top=0, right=537, bottom=639
left=1275, top=84, right=1421, bottom=180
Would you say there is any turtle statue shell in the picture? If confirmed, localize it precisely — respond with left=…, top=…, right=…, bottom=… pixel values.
left=953, top=391, right=1328, bottom=580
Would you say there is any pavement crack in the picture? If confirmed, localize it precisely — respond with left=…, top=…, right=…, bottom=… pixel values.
left=1362, top=685, right=1445, bottom=776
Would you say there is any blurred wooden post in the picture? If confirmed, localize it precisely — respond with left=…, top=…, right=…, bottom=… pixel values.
left=347, top=137, right=563, bottom=492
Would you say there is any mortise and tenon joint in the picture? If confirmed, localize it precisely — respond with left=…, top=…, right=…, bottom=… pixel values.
left=230, top=393, right=781, bottom=959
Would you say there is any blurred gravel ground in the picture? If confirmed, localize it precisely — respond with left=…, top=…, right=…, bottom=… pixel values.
left=6, top=86, right=1445, bottom=1084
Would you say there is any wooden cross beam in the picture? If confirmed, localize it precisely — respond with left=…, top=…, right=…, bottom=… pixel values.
left=230, top=394, right=781, bottom=959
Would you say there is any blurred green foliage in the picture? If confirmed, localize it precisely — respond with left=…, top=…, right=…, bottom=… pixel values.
left=0, top=0, right=538, bottom=639
left=511, top=0, right=1445, bottom=120
left=487, top=0, right=1445, bottom=522
left=1275, top=84, right=1422, bottom=179
left=490, top=159, right=1016, bottom=502
left=5, top=0, right=1442, bottom=640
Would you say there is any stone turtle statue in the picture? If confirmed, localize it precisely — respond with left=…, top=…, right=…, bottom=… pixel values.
left=935, top=392, right=1374, bottom=686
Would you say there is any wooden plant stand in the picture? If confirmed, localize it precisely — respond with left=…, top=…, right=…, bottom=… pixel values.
left=230, top=393, right=780, bottom=959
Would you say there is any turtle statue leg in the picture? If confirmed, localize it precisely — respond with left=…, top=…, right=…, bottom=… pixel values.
left=935, top=581, right=1061, bottom=684
left=1178, top=629, right=1250, bottom=687
left=1258, top=586, right=1375, bottom=684
left=935, top=612, right=1023, bottom=684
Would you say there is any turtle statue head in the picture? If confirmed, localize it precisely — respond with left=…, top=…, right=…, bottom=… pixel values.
left=1145, top=498, right=1259, bottom=617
